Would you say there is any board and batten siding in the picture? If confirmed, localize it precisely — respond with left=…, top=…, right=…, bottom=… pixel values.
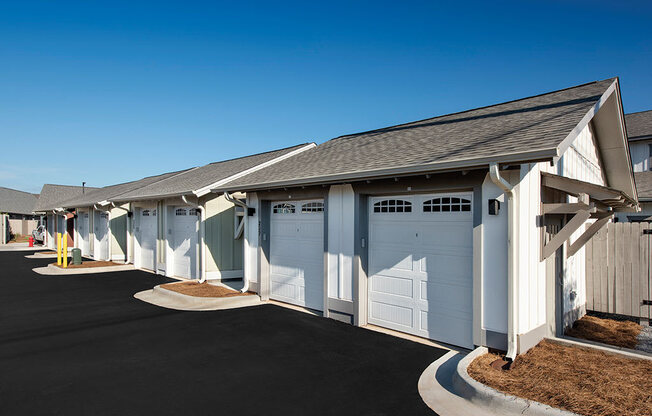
left=629, top=141, right=650, bottom=173
left=516, top=123, right=606, bottom=337
left=327, top=185, right=355, bottom=301
left=204, top=194, right=244, bottom=276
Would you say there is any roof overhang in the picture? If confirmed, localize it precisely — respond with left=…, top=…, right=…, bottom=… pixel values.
left=218, top=149, right=556, bottom=193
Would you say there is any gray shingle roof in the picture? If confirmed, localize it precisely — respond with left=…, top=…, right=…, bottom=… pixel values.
left=634, top=171, right=652, bottom=200
left=58, top=169, right=192, bottom=208
left=626, top=110, right=652, bottom=141
left=110, top=144, right=311, bottom=202
left=33, top=184, right=99, bottom=212
left=0, top=187, right=39, bottom=215
left=220, top=78, right=617, bottom=191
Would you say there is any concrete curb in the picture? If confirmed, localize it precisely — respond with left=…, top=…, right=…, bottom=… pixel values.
left=134, top=285, right=262, bottom=311
left=418, top=350, right=496, bottom=416
left=0, top=245, right=48, bottom=252
left=548, top=336, right=652, bottom=361
left=25, top=253, right=59, bottom=259
left=33, top=263, right=135, bottom=275
left=452, top=347, right=580, bottom=416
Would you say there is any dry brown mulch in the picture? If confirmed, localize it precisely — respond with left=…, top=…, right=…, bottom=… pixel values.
left=566, top=315, right=642, bottom=349
left=51, top=261, right=120, bottom=269
left=467, top=340, right=652, bottom=416
left=160, top=281, right=250, bottom=298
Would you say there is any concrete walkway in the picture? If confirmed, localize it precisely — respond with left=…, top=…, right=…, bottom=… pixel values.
left=135, top=284, right=261, bottom=311
left=0, top=243, right=48, bottom=251
left=33, top=263, right=135, bottom=275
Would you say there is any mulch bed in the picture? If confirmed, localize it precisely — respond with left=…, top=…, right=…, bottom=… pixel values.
left=566, top=315, right=642, bottom=349
left=467, top=340, right=652, bottom=416
left=160, top=281, right=251, bottom=298
left=51, top=261, right=121, bottom=269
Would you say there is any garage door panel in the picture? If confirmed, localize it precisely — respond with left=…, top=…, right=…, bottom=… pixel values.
left=419, top=312, right=473, bottom=346
left=369, top=249, right=414, bottom=274
left=271, top=222, right=297, bottom=238
left=371, top=222, right=417, bottom=243
left=419, top=223, right=472, bottom=248
left=371, top=274, right=413, bottom=298
left=368, top=192, right=474, bottom=349
left=421, top=253, right=473, bottom=281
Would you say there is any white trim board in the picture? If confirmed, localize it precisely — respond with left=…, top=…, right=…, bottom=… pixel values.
left=194, top=144, right=317, bottom=197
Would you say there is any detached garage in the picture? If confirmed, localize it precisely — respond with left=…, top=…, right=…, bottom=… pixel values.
left=220, top=78, right=638, bottom=357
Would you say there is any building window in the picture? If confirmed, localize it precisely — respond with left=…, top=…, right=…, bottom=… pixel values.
left=152, top=209, right=157, bottom=216
left=142, top=210, right=149, bottom=217
left=273, top=203, right=296, bottom=214
left=189, top=208, right=199, bottom=216
left=648, top=144, right=652, bottom=171
left=301, top=202, right=324, bottom=213
left=175, top=208, right=187, bottom=216
left=373, top=199, right=412, bottom=213
left=423, top=197, right=471, bottom=212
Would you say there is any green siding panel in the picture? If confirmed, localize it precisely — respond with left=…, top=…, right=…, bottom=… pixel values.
left=204, top=195, right=244, bottom=273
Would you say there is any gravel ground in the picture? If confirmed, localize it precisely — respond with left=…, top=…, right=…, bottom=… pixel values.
left=636, top=325, right=652, bottom=353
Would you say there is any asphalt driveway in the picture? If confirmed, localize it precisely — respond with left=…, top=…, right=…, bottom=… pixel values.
left=0, top=251, right=445, bottom=415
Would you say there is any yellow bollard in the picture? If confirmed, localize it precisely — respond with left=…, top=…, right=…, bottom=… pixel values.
left=63, top=234, right=68, bottom=268
left=57, top=233, right=62, bottom=265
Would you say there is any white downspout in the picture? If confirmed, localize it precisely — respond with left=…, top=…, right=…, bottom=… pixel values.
left=224, top=191, right=249, bottom=293
left=489, top=163, right=519, bottom=361
left=182, top=195, right=206, bottom=283
left=111, top=202, right=132, bottom=264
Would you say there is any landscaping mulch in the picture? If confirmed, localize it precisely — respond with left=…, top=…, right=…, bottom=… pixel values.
left=467, top=340, right=652, bottom=416
left=566, top=315, right=642, bottom=349
left=51, top=261, right=120, bottom=269
left=160, top=281, right=250, bottom=298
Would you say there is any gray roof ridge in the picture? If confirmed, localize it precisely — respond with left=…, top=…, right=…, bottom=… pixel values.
left=332, top=78, right=616, bottom=142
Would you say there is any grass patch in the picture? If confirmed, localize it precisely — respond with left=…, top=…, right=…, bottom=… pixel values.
left=566, top=315, right=641, bottom=349
left=467, top=340, right=652, bottom=416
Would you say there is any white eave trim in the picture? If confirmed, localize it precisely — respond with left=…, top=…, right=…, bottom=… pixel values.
left=193, top=143, right=317, bottom=197
left=555, top=79, right=618, bottom=159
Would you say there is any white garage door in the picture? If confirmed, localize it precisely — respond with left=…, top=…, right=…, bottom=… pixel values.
left=368, top=193, right=474, bottom=348
left=135, top=208, right=157, bottom=271
left=171, top=207, right=198, bottom=279
left=270, top=200, right=324, bottom=310
left=94, top=211, right=110, bottom=260
left=78, top=210, right=90, bottom=256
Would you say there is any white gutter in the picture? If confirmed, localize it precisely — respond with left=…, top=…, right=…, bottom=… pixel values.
left=111, top=202, right=132, bottom=264
left=224, top=191, right=249, bottom=293
left=182, top=195, right=206, bottom=283
left=489, top=163, right=518, bottom=361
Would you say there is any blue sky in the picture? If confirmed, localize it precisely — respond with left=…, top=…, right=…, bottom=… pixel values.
left=1, top=1, right=651, bottom=193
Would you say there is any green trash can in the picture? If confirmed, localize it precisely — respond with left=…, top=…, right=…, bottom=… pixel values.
left=72, top=248, right=82, bottom=265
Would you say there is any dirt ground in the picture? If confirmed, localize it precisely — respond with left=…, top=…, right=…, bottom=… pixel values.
left=160, top=281, right=251, bottom=298
left=51, top=261, right=121, bottom=269
left=566, top=315, right=642, bottom=349
left=467, top=340, right=652, bottom=416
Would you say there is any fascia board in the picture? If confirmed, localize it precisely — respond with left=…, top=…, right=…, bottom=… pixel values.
left=219, top=148, right=557, bottom=192
left=194, top=143, right=317, bottom=197
left=555, top=79, right=618, bottom=159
